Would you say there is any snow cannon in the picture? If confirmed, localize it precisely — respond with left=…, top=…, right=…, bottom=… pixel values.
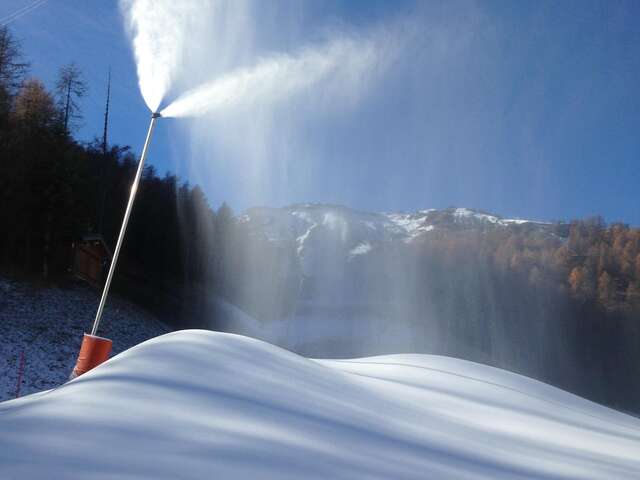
left=70, top=333, right=112, bottom=379
left=71, top=111, right=160, bottom=379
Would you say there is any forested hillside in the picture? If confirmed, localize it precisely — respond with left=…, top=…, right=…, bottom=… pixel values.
left=0, top=25, right=230, bottom=321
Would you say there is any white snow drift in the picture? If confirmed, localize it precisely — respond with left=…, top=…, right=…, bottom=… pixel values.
left=1, top=330, right=639, bottom=479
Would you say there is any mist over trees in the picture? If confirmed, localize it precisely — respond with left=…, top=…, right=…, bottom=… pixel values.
left=404, top=221, right=640, bottom=410
left=223, top=210, right=640, bottom=410
left=0, top=25, right=639, bottom=412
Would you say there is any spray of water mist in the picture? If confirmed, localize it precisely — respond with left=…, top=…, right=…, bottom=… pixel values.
left=109, top=1, right=601, bottom=407
left=161, top=35, right=382, bottom=118
left=120, top=0, right=213, bottom=112
left=84, top=0, right=215, bottom=343
left=121, top=0, right=400, bottom=118
left=116, top=0, right=420, bottom=356
left=118, top=0, right=463, bottom=360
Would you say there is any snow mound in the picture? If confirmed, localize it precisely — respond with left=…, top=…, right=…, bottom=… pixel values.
left=1, top=330, right=639, bottom=479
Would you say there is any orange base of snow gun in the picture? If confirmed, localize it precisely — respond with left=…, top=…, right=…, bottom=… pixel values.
left=70, top=333, right=112, bottom=379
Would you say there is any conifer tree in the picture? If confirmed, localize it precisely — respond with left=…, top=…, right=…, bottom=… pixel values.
left=597, top=271, right=614, bottom=309
left=55, top=63, right=87, bottom=134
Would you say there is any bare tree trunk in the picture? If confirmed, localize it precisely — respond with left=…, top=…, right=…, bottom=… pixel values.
left=63, top=82, right=71, bottom=133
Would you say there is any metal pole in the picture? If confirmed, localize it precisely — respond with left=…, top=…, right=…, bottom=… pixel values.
left=90, top=113, right=161, bottom=336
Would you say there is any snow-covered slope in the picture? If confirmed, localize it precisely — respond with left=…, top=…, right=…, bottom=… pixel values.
left=0, top=276, right=169, bottom=402
left=1, top=330, right=639, bottom=479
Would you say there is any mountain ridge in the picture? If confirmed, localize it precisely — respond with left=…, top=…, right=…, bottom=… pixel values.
left=238, top=204, right=566, bottom=265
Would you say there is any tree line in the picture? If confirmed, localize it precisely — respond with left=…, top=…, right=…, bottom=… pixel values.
left=0, top=26, right=233, bottom=322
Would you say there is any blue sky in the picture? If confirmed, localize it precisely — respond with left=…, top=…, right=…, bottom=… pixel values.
left=2, top=0, right=639, bottom=225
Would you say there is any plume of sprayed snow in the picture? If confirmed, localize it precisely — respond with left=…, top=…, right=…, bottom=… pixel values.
left=120, top=0, right=398, bottom=119
left=161, top=33, right=391, bottom=118
left=119, top=0, right=212, bottom=112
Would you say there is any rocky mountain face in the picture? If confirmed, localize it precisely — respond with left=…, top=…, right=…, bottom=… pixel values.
left=238, top=204, right=565, bottom=305
left=217, top=204, right=568, bottom=360
left=240, top=204, right=561, bottom=249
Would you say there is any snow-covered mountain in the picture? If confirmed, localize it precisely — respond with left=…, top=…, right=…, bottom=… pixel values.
left=2, top=330, right=638, bottom=479
left=222, top=204, right=565, bottom=357
left=238, top=204, right=561, bottom=283
left=240, top=204, right=557, bottom=255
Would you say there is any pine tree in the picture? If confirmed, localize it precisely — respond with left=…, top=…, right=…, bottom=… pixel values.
left=55, top=63, right=87, bottom=134
left=597, top=271, right=615, bottom=309
left=0, top=26, right=28, bottom=94
left=14, top=78, right=58, bottom=130
left=626, top=282, right=640, bottom=311
left=569, top=267, right=584, bottom=296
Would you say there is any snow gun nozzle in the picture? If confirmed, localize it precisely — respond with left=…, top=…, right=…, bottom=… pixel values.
left=152, top=112, right=161, bottom=119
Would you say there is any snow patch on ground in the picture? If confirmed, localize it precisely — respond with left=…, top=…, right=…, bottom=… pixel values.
left=385, top=212, right=430, bottom=236
left=0, top=276, right=169, bottom=402
left=454, top=207, right=500, bottom=224
left=349, top=242, right=372, bottom=257
left=1, top=330, right=639, bottom=479
left=296, top=221, right=317, bottom=257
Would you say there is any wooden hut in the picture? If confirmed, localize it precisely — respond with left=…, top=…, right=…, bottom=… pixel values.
left=71, top=234, right=112, bottom=287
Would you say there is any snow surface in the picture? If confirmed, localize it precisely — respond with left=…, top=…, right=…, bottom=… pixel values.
left=1, top=330, right=639, bottom=479
left=349, top=242, right=372, bottom=257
